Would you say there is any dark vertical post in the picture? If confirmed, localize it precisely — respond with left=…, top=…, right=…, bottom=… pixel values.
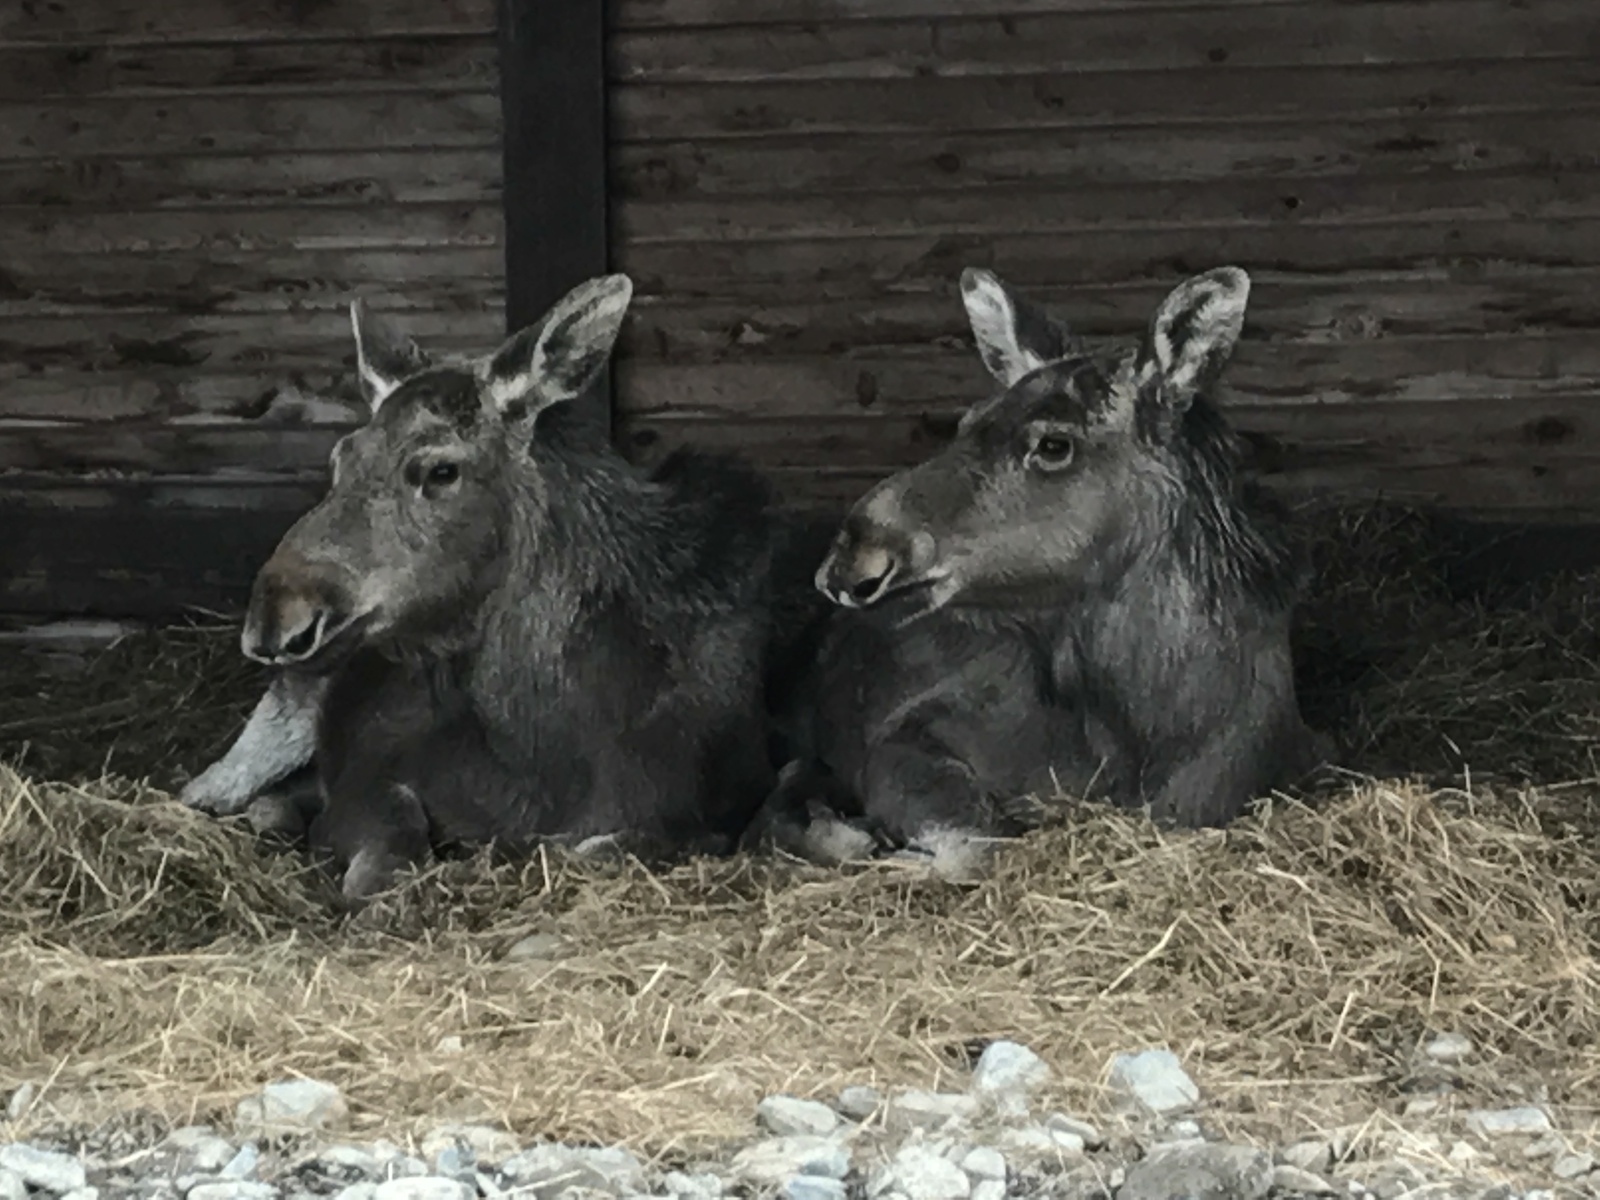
left=497, top=0, right=611, bottom=440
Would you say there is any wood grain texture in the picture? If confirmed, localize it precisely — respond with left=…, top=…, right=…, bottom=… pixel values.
left=610, top=2, right=1599, bottom=82
left=0, top=37, right=498, bottom=100
left=0, top=0, right=494, bottom=46
left=611, top=59, right=1600, bottom=143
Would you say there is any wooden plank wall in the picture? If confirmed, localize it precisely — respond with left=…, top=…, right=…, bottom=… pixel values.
left=0, top=0, right=505, bottom=614
left=606, top=0, right=1600, bottom=519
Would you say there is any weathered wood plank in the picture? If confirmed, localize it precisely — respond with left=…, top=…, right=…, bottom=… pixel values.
left=610, top=1, right=1599, bottom=83
left=0, top=0, right=494, bottom=46
left=610, top=0, right=1305, bottom=29
left=1, top=203, right=501, bottom=257
left=620, top=272, right=1600, bottom=362
left=613, top=111, right=1600, bottom=201
left=614, top=333, right=1600, bottom=420
left=5, top=330, right=1600, bottom=463
left=0, top=247, right=506, bottom=315
left=621, top=395, right=1600, bottom=518
left=615, top=219, right=1600, bottom=300
left=612, top=59, right=1600, bottom=142
left=617, top=169, right=1600, bottom=244
left=0, top=149, right=501, bottom=212
left=0, top=36, right=496, bottom=101
left=0, top=92, right=500, bottom=160
left=0, top=487, right=314, bottom=618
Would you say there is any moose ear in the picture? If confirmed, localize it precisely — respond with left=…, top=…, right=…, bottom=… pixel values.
left=1134, top=266, right=1251, bottom=411
left=349, top=299, right=429, bottom=413
left=959, top=267, right=1078, bottom=388
left=484, top=273, right=634, bottom=419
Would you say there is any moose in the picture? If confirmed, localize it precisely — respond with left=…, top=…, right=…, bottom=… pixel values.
left=754, top=265, right=1324, bottom=878
left=182, top=274, right=833, bottom=901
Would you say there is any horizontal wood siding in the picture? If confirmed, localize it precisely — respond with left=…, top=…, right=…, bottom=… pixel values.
left=0, top=0, right=505, bottom=614
left=607, top=0, right=1600, bottom=519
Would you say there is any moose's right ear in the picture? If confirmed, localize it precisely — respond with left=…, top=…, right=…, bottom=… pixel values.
left=350, top=299, right=430, bottom=413
left=483, top=273, right=634, bottom=420
left=959, top=268, right=1079, bottom=388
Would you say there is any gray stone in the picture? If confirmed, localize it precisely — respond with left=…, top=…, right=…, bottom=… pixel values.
left=371, top=1182, right=476, bottom=1200
left=431, top=1146, right=474, bottom=1182
left=322, top=1146, right=386, bottom=1177
left=661, top=1172, right=722, bottom=1200
left=970, top=1183, right=1005, bottom=1200
left=1465, top=1108, right=1553, bottom=1137
left=958, top=1148, right=1006, bottom=1182
left=1117, top=1143, right=1272, bottom=1200
left=180, top=1137, right=238, bottom=1174
left=421, top=1125, right=521, bottom=1168
left=0, top=1143, right=88, bottom=1193
left=1279, top=1142, right=1334, bottom=1175
left=505, top=934, right=570, bottom=963
left=0, top=1169, right=24, bottom=1200
left=1107, top=1049, right=1199, bottom=1116
left=758, top=1096, right=841, bottom=1138
left=500, top=1145, right=644, bottom=1195
left=166, top=1127, right=221, bottom=1150
left=221, top=1144, right=260, bottom=1180
left=868, top=1145, right=970, bottom=1200
left=1366, top=1162, right=1427, bottom=1200
left=186, top=1184, right=279, bottom=1200
left=969, top=1041, right=1050, bottom=1116
left=1554, top=1153, right=1596, bottom=1179
left=234, top=1079, right=348, bottom=1137
left=729, top=1137, right=851, bottom=1185
left=997, top=1126, right=1084, bottom=1161
left=837, top=1087, right=882, bottom=1123
left=1523, top=1135, right=1565, bottom=1160
left=1424, top=1033, right=1474, bottom=1064
left=886, top=1091, right=979, bottom=1134
left=1272, top=1164, right=1336, bottom=1195
left=5, top=1086, right=35, bottom=1124
left=59, top=1190, right=99, bottom=1200
left=783, top=1178, right=847, bottom=1200
left=1043, top=1114, right=1102, bottom=1149
left=1402, top=1097, right=1441, bottom=1120
left=332, top=1189, right=379, bottom=1200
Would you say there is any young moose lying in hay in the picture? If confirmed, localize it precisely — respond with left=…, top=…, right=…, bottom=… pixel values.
left=182, top=274, right=833, bottom=903
left=753, top=266, right=1325, bottom=877
left=179, top=266, right=1330, bottom=894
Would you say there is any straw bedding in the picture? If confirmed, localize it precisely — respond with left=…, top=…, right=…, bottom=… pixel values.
left=0, top=500, right=1596, bottom=1156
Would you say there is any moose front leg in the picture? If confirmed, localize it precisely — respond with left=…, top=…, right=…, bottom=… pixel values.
left=861, top=730, right=1008, bottom=881
left=180, top=670, right=329, bottom=815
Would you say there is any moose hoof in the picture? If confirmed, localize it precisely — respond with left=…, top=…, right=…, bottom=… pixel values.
left=887, top=825, right=998, bottom=883
left=177, top=765, right=256, bottom=816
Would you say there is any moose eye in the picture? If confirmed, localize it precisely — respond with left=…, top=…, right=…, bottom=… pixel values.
left=427, top=462, right=460, bottom=486
left=1029, top=432, right=1076, bottom=471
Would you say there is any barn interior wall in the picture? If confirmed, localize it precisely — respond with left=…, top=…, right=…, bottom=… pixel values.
left=0, top=0, right=506, bottom=615
left=606, top=0, right=1600, bottom=518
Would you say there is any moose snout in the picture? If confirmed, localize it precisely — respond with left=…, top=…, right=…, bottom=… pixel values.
left=241, top=550, right=356, bottom=667
left=817, top=533, right=907, bottom=609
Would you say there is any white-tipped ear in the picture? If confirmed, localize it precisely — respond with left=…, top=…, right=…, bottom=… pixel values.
left=959, top=267, right=1078, bottom=388
left=1136, top=266, right=1251, bottom=409
left=484, top=273, right=634, bottom=418
left=350, top=299, right=428, bottom=413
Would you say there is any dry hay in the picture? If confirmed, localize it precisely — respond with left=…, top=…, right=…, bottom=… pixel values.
left=0, top=499, right=1597, bottom=1157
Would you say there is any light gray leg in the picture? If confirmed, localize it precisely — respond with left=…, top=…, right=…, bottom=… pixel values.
left=180, top=671, right=329, bottom=814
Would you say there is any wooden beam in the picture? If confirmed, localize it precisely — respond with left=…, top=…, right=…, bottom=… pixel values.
left=497, top=0, right=612, bottom=442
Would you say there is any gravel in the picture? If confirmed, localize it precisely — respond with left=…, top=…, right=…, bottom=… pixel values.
left=0, top=1042, right=1590, bottom=1200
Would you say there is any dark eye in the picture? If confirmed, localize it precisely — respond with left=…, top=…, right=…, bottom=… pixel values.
left=425, top=461, right=460, bottom=487
left=1030, top=432, right=1076, bottom=470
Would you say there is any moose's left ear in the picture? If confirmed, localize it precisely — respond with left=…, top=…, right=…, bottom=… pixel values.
left=1135, top=266, right=1250, bottom=410
left=483, top=274, right=634, bottom=419
left=960, top=267, right=1079, bottom=388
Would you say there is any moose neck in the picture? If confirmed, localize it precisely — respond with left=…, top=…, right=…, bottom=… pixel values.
left=467, top=431, right=672, bottom=739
